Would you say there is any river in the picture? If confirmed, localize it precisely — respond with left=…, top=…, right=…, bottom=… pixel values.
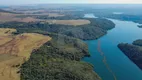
left=84, top=14, right=142, bottom=80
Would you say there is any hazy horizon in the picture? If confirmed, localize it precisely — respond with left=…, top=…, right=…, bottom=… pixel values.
left=1, top=0, right=142, bottom=5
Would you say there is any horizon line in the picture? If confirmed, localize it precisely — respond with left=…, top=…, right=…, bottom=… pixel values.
left=1, top=3, right=142, bottom=6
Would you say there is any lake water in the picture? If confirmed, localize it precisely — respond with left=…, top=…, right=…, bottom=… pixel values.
left=84, top=14, right=142, bottom=80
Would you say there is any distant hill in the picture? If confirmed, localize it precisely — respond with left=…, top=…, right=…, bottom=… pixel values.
left=0, top=9, right=10, bottom=12
left=0, top=6, right=8, bottom=8
left=0, top=9, right=17, bottom=13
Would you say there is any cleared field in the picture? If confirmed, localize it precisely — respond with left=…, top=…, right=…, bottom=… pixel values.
left=0, top=28, right=51, bottom=80
left=0, top=12, right=41, bottom=23
left=0, top=33, right=51, bottom=58
left=0, top=28, right=16, bottom=45
left=47, top=13, right=64, bottom=17
left=0, top=12, right=64, bottom=23
left=23, top=13, right=65, bottom=17
left=0, top=12, right=90, bottom=26
left=12, top=9, right=65, bottom=17
left=46, top=19, right=91, bottom=26
left=0, top=55, right=22, bottom=80
left=0, top=28, right=16, bottom=36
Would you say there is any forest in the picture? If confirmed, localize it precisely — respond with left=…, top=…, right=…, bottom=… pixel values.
left=20, top=33, right=101, bottom=80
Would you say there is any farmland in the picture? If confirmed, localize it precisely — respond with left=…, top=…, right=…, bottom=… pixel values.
left=0, top=12, right=41, bottom=23
left=46, top=19, right=90, bottom=26
left=0, top=28, right=51, bottom=80
left=0, top=12, right=90, bottom=26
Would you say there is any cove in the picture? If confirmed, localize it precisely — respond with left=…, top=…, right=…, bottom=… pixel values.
left=84, top=14, right=142, bottom=80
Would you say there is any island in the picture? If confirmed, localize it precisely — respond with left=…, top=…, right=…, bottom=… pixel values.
left=138, top=25, right=142, bottom=28
left=118, top=39, right=142, bottom=70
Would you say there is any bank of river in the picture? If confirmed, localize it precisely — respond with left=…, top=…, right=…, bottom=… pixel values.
left=84, top=14, right=142, bottom=80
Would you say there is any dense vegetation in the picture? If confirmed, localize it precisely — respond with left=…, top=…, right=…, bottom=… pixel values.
left=0, top=18, right=115, bottom=40
left=133, top=39, right=142, bottom=46
left=118, top=40, right=142, bottom=70
left=20, top=33, right=101, bottom=80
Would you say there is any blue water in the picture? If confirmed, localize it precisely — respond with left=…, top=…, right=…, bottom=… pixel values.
left=84, top=14, right=142, bottom=80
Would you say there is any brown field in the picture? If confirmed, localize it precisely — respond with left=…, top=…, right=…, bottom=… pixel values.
left=0, top=12, right=64, bottom=23
left=0, top=28, right=16, bottom=45
left=46, top=19, right=90, bottom=26
left=0, top=28, right=16, bottom=36
left=0, top=28, right=51, bottom=80
left=24, top=13, right=64, bottom=17
left=47, top=13, right=64, bottom=17
left=0, top=12, right=41, bottom=23
left=0, top=12, right=90, bottom=26
left=11, top=9, right=65, bottom=17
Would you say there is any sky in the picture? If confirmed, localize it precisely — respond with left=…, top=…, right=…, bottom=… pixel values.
left=0, top=0, right=142, bottom=5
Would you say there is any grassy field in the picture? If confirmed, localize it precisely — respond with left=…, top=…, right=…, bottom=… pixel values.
left=0, top=28, right=51, bottom=80
left=0, top=28, right=16, bottom=35
left=46, top=19, right=90, bottom=26
left=0, top=28, right=16, bottom=45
